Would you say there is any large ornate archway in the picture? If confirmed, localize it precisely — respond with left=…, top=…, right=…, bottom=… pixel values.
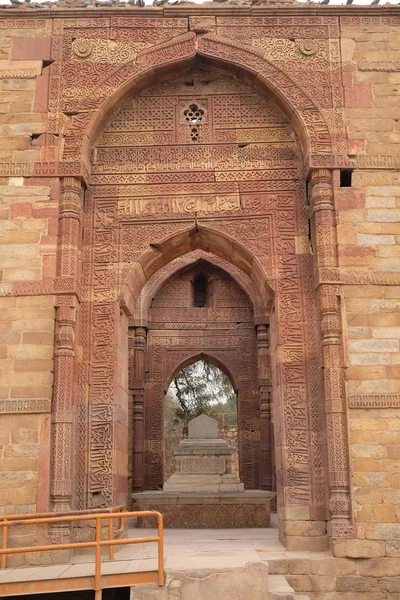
left=50, top=30, right=353, bottom=549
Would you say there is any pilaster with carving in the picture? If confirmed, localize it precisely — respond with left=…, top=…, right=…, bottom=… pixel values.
left=130, top=327, right=147, bottom=493
left=310, top=169, right=353, bottom=539
left=257, top=324, right=273, bottom=491
left=51, top=177, right=82, bottom=513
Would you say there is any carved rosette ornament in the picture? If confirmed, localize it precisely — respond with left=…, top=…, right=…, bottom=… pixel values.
left=51, top=178, right=82, bottom=514
left=310, top=169, right=353, bottom=539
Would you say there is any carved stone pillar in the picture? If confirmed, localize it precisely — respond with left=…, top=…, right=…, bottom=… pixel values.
left=257, top=324, right=273, bottom=491
left=51, top=177, right=82, bottom=513
left=130, top=327, right=147, bottom=493
left=310, top=169, right=353, bottom=538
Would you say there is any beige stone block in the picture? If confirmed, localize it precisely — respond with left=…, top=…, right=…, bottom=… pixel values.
left=336, top=576, right=382, bottom=592
left=334, top=558, right=358, bottom=576
left=310, top=575, right=336, bottom=592
left=349, top=353, right=393, bottom=366
left=3, top=444, right=39, bottom=459
left=350, top=419, right=387, bottom=431
left=358, top=223, right=400, bottom=236
left=346, top=366, right=386, bottom=380
left=285, top=575, right=313, bottom=592
left=268, top=559, right=288, bottom=575
left=3, top=268, right=41, bottom=281
left=367, top=209, right=400, bottom=222
left=365, top=523, right=400, bottom=540
left=310, top=559, right=335, bottom=576
left=285, top=536, right=328, bottom=552
left=9, top=345, right=54, bottom=360
left=341, top=38, right=356, bottom=62
left=352, top=458, right=381, bottom=472
left=14, top=358, right=53, bottom=372
left=339, top=209, right=365, bottom=223
left=351, top=444, right=386, bottom=458
left=333, top=539, right=386, bottom=558
left=386, top=540, right=400, bottom=557
left=348, top=339, right=399, bottom=353
left=11, top=318, right=54, bottom=333
left=287, top=559, right=310, bottom=574
left=357, top=233, right=395, bottom=245
left=348, top=327, right=372, bottom=341
left=365, top=196, right=396, bottom=208
left=351, top=430, right=400, bottom=445
left=0, top=372, right=53, bottom=387
left=374, top=505, right=397, bottom=522
left=11, top=429, right=39, bottom=444
left=345, top=298, right=371, bottom=313
left=337, top=224, right=357, bottom=245
left=358, top=558, right=400, bottom=577
left=10, top=385, right=53, bottom=399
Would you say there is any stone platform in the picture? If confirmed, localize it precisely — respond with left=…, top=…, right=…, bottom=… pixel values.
left=132, top=490, right=275, bottom=528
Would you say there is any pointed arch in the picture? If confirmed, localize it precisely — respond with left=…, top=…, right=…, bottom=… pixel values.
left=165, top=351, right=238, bottom=394
left=131, top=249, right=268, bottom=327
left=66, top=32, right=341, bottom=170
left=120, top=224, right=274, bottom=317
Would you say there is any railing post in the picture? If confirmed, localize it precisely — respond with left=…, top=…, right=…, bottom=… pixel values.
left=1, top=521, right=8, bottom=568
left=108, top=517, right=114, bottom=561
left=157, top=513, right=164, bottom=586
left=95, top=516, right=102, bottom=600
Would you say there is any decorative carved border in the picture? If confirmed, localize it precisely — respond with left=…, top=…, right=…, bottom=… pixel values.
left=341, top=271, right=400, bottom=286
left=356, top=155, right=400, bottom=170
left=0, top=399, right=51, bottom=414
left=349, top=394, right=400, bottom=409
left=359, top=61, right=400, bottom=72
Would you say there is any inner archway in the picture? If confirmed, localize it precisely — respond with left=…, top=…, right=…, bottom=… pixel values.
left=165, top=358, right=238, bottom=482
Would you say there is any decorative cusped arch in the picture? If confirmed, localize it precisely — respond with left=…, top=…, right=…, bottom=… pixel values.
left=63, top=32, right=346, bottom=172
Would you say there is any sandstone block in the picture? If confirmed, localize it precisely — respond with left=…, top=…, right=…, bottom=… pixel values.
left=358, top=558, right=400, bottom=577
left=285, top=520, right=326, bottom=537
left=357, top=233, right=395, bottom=245
left=334, top=558, right=358, bottom=576
left=336, top=576, right=381, bottom=592
left=285, top=575, right=313, bottom=592
left=287, top=559, right=310, bottom=574
left=349, top=339, right=399, bottom=353
left=386, top=540, right=400, bottom=557
left=365, top=523, right=400, bottom=540
left=333, top=539, right=386, bottom=558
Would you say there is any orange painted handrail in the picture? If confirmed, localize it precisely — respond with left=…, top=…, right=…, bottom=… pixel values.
left=0, top=506, right=127, bottom=567
left=0, top=510, right=164, bottom=599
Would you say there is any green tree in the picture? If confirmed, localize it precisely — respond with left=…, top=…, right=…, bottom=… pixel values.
left=169, top=360, right=236, bottom=433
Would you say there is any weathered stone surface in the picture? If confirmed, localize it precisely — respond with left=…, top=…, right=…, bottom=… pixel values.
left=188, top=415, right=218, bottom=440
left=333, top=540, right=386, bottom=559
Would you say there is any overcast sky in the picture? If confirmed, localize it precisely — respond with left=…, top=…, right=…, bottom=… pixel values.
left=2, top=0, right=399, bottom=5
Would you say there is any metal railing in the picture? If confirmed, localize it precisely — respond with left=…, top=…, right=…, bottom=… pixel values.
left=214, top=412, right=238, bottom=428
left=0, top=509, right=164, bottom=599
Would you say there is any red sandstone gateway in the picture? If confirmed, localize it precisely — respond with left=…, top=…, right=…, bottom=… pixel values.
left=1, top=2, right=399, bottom=573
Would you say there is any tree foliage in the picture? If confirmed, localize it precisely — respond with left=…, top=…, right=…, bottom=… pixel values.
left=168, top=360, right=236, bottom=432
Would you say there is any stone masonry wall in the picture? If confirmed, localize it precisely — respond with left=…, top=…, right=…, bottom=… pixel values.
left=339, top=17, right=400, bottom=558
left=0, top=17, right=55, bottom=517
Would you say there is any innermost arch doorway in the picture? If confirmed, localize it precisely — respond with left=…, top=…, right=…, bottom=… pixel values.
left=129, top=260, right=274, bottom=496
left=165, top=358, right=238, bottom=482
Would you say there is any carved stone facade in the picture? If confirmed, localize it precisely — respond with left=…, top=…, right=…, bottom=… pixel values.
left=2, top=6, right=400, bottom=572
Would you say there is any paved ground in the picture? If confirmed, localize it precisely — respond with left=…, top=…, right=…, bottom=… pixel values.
left=0, top=515, right=331, bottom=586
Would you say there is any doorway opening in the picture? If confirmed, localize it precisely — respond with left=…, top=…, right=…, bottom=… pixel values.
left=164, top=359, right=238, bottom=482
